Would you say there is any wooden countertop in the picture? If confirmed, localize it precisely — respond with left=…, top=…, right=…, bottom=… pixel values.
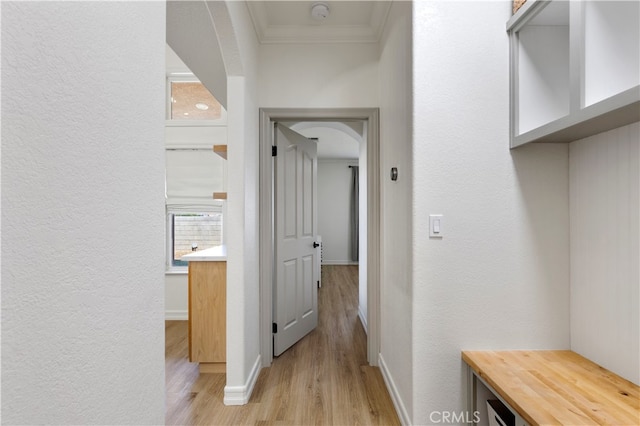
left=462, top=350, right=639, bottom=426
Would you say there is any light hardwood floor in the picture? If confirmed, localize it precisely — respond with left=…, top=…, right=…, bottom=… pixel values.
left=166, top=265, right=400, bottom=425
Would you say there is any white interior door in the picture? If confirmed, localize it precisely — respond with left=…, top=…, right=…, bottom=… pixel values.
left=273, top=123, right=319, bottom=356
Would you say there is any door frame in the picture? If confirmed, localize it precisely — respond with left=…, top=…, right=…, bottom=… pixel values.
left=259, top=108, right=381, bottom=367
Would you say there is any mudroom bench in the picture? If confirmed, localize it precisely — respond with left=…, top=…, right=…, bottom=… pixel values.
left=462, top=350, right=639, bottom=426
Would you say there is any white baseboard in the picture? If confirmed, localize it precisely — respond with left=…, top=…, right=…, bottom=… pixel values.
left=379, top=353, right=411, bottom=426
left=224, top=354, right=262, bottom=405
left=321, top=260, right=359, bottom=266
left=358, top=305, right=368, bottom=335
left=165, top=310, right=188, bottom=320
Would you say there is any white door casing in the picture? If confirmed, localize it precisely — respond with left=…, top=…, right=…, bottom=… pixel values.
left=259, top=108, right=380, bottom=368
left=273, top=123, right=319, bottom=356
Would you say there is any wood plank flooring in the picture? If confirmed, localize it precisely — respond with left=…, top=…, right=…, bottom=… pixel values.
left=166, top=265, right=400, bottom=425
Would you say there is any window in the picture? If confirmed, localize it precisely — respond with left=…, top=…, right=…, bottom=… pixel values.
left=169, top=212, right=223, bottom=268
left=165, top=148, right=225, bottom=271
left=164, top=73, right=226, bottom=272
left=166, top=76, right=226, bottom=125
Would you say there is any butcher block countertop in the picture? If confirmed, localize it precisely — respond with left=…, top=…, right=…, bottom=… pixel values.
left=462, top=350, right=639, bottom=426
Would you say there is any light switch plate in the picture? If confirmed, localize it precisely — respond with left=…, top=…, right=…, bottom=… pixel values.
left=429, top=214, right=443, bottom=238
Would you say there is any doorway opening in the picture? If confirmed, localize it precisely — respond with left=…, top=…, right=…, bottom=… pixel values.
left=258, top=108, right=380, bottom=367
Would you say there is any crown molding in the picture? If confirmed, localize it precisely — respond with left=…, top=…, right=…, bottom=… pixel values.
left=246, top=1, right=392, bottom=45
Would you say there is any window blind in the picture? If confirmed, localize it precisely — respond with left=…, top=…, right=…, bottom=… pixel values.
left=165, top=148, right=224, bottom=210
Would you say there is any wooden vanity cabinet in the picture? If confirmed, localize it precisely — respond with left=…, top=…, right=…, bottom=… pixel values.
left=188, top=260, right=226, bottom=373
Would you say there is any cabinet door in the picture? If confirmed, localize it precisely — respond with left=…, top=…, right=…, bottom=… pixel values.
left=188, top=261, right=226, bottom=363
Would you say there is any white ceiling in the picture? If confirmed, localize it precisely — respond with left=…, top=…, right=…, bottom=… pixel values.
left=288, top=122, right=362, bottom=159
left=246, top=1, right=392, bottom=44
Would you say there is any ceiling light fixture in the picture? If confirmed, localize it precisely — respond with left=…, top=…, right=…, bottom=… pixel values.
left=311, top=2, right=330, bottom=20
left=195, top=103, right=209, bottom=111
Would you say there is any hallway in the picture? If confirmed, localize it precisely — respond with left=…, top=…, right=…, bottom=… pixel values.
left=166, top=265, right=399, bottom=425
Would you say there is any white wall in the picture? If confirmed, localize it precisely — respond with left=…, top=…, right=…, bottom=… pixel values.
left=570, top=122, right=640, bottom=385
left=165, top=274, right=189, bottom=320
left=259, top=43, right=379, bottom=108
left=377, top=2, right=414, bottom=424
left=219, top=0, right=262, bottom=405
left=317, top=160, right=359, bottom=264
left=1, top=2, right=166, bottom=423
left=412, top=2, right=570, bottom=424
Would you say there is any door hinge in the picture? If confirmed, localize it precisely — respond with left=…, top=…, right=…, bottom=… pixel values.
left=272, top=146, right=277, bottom=157
left=272, top=322, right=278, bottom=333
left=317, top=280, right=320, bottom=289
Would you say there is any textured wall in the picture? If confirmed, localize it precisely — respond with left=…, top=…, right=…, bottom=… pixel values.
left=377, top=2, right=414, bottom=424
left=1, top=2, right=166, bottom=423
left=412, top=1, right=570, bottom=423
left=570, top=122, right=640, bottom=385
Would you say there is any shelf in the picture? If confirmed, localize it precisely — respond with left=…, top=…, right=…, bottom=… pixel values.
left=512, top=86, right=639, bottom=146
left=517, top=1, right=570, bottom=134
left=508, top=0, right=640, bottom=147
left=213, top=192, right=227, bottom=200
left=583, top=1, right=640, bottom=107
left=213, top=144, right=227, bottom=159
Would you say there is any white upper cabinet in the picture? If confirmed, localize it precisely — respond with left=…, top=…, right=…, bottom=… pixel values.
left=508, top=0, right=640, bottom=148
